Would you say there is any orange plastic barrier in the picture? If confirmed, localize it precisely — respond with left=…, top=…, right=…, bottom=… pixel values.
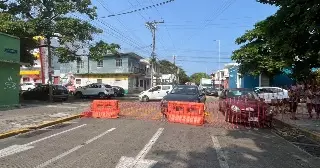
left=90, top=100, right=120, bottom=118
left=166, top=101, right=205, bottom=126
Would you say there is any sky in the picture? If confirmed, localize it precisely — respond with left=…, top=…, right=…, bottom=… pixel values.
left=78, top=0, right=278, bottom=76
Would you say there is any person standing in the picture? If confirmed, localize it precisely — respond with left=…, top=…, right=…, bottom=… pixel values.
left=289, top=84, right=299, bottom=120
left=314, top=86, right=320, bottom=119
left=305, top=85, right=314, bottom=118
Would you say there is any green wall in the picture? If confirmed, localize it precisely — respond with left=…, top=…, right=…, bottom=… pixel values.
left=0, top=33, right=20, bottom=107
left=0, top=62, right=20, bottom=107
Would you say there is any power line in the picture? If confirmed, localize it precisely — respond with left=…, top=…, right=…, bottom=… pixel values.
left=71, top=14, right=151, bottom=55
left=177, top=0, right=237, bottom=52
left=96, top=0, right=149, bottom=51
left=149, top=0, right=176, bottom=50
left=107, top=0, right=176, bottom=17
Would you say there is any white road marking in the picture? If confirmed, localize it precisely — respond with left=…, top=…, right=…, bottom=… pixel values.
left=115, top=128, right=164, bottom=168
left=0, top=124, right=86, bottom=158
left=35, top=128, right=116, bottom=168
left=212, top=136, right=229, bottom=168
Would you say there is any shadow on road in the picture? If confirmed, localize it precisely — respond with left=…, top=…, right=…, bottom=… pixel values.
left=149, top=129, right=320, bottom=168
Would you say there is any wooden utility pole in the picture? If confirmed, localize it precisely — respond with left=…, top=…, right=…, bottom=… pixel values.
left=146, top=20, right=164, bottom=87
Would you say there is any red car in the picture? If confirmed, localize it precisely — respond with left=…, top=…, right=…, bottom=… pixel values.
left=218, top=88, right=273, bottom=126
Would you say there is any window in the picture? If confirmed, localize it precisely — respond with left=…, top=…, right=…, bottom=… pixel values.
left=97, top=60, right=103, bottom=67
left=104, top=85, right=112, bottom=88
left=139, top=80, right=143, bottom=87
left=97, top=79, right=102, bottom=83
left=77, top=61, right=84, bottom=69
left=116, top=59, right=122, bottom=67
left=76, top=79, right=81, bottom=85
left=162, top=86, right=171, bottom=90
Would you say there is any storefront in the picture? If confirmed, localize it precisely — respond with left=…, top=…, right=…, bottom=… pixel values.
left=0, top=33, right=20, bottom=107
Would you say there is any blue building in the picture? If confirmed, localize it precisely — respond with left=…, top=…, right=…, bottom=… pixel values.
left=227, top=64, right=294, bottom=89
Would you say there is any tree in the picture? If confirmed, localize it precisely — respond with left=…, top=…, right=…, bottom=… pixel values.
left=190, top=72, right=210, bottom=85
left=0, top=0, right=120, bottom=63
left=232, top=0, right=320, bottom=81
left=257, top=0, right=320, bottom=80
left=231, top=20, right=287, bottom=77
left=158, top=60, right=189, bottom=84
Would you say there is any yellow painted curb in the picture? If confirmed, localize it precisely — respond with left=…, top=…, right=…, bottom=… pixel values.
left=0, top=128, right=30, bottom=139
left=0, top=114, right=82, bottom=140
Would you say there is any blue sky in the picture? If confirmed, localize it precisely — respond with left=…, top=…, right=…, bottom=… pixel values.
left=81, top=0, right=277, bottom=76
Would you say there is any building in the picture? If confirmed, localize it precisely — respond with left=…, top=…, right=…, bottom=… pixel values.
left=0, top=33, right=20, bottom=107
left=226, top=63, right=294, bottom=89
left=159, top=74, right=176, bottom=84
left=20, top=36, right=48, bottom=84
left=54, top=52, right=151, bottom=94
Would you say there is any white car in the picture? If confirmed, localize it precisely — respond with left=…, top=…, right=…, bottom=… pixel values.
left=254, top=87, right=289, bottom=103
left=139, top=85, right=173, bottom=102
left=74, top=83, right=114, bottom=98
left=20, top=83, right=36, bottom=91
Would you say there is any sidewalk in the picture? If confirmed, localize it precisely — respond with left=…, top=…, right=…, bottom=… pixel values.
left=274, top=103, right=320, bottom=141
left=0, top=102, right=90, bottom=134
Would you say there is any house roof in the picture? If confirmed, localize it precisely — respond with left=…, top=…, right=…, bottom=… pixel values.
left=119, top=52, right=144, bottom=59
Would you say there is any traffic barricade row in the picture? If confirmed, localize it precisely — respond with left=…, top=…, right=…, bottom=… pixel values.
left=80, top=98, right=287, bottom=128
left=80, top=100, right=206, bottom=126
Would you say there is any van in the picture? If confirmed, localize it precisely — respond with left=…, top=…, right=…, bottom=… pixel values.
left=139, top=85, right=173, bottom=102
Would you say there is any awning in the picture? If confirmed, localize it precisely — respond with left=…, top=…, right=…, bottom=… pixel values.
left=20, top=70, right=40, bottom=75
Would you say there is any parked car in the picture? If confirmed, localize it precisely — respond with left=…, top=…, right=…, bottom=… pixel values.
left=205, top=87, right=221, bottom=96
left=218, top=88, right=273, bottom=125
left=20, top=82, right=36, bottom=91
left=112, top=86, right=125, bottom=97
left=254, top=87, right=289, bottom=104
left=74, top=83, right=114, bottom=98
left=160, top=85, right=206, bottom=113
left=22, top=84, right=69, bottom=101
left=139, top=85, right=173, bottom=102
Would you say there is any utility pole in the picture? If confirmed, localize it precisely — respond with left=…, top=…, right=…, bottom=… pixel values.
left=46, top=36, right=53, bottom=102
left=146, top=20, right=164, bottom=87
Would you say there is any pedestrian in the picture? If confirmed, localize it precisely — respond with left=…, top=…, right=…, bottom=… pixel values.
left=314, top=86, right=320, bottom=119
left=305, top=85, right=313, bottom=119
left=288, top=85, right=299, bottom=120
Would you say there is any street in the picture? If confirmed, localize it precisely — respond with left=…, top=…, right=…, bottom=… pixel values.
left=1, top=115, right=320, bottom=168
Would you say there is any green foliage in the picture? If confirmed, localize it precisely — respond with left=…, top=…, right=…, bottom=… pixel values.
left=0, top=0, right=119, bottom=63
left=190, top=72, right=210, bottom=85
left=232, top=0, right=320, bottom=80
left=158, top=60, right=189, bottom=84
left=231, top=20, right=286, bottom=77
left=89, top=41, right=120, bottom=61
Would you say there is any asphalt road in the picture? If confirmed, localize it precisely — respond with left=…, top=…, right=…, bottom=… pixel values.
left=0, top=117, right=320, bottom=168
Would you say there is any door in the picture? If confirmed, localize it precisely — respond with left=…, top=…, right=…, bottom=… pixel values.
left=159, top=85, right=171, bottom=99
left=148, top=85, right=161, bottom=100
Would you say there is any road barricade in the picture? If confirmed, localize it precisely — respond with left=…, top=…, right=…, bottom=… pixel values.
left=83, top=100, right=120, bottom=119
left=166, top=101, right=205, bottom=126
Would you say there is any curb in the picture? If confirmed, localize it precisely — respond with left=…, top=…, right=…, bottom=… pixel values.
left=0, top=114, right=82, bottom=140
left=273, top=118, right=320, bottom=143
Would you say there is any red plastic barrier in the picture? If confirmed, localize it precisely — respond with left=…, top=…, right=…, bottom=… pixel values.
left=90, top=100, right=120, bottom=118
left=166, top=101, right=205, bottom=126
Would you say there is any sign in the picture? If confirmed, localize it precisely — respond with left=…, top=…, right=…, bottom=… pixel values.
left=20, top=70, right=40, bottom=75
left=0, top=33, right=20, bottom=63
left=4, top=48, right=18, bottom=54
